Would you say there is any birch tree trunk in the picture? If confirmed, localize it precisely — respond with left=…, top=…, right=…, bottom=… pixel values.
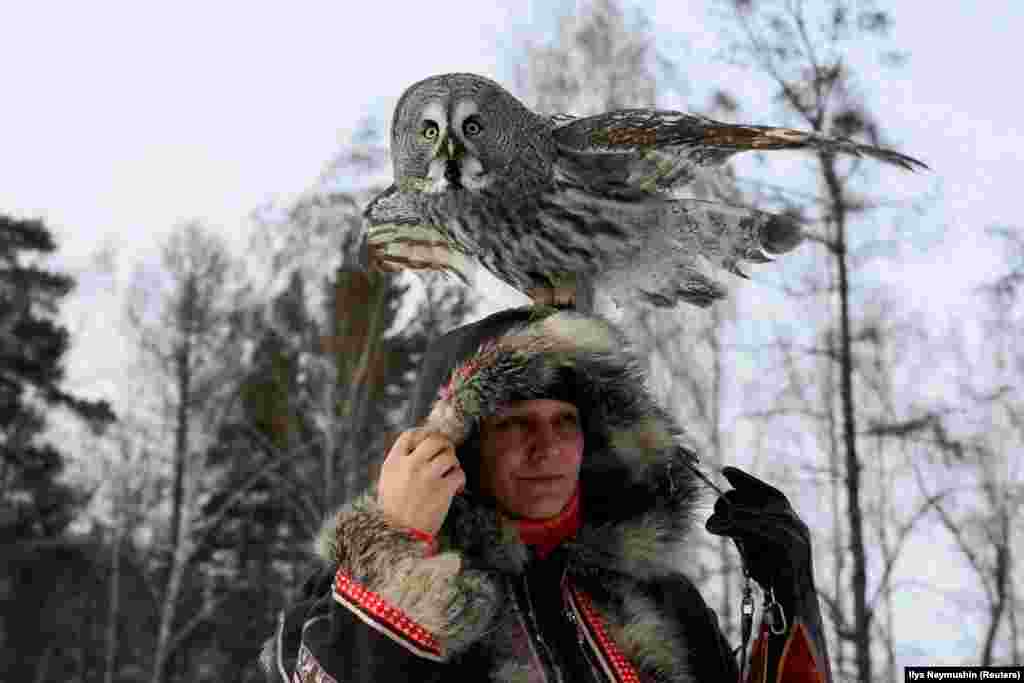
left=149, top=278, right=197, bottom=683
left=815, top=152, right=872, bottom=682
left=149, top=482, right=194, bottom=683
left=824, top=328, right=848, bottom=676
left=103, top=525, right=123, bottom=683
left=126, top=222, right=237, bottom=683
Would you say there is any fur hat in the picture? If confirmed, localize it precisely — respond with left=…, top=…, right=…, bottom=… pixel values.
left=407, top=306, right=626, bottom=444
left=406, top=305, right=701, bottom=524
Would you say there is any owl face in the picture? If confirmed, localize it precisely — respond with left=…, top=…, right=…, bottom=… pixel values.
left=390, top=73, right=544, bottom=195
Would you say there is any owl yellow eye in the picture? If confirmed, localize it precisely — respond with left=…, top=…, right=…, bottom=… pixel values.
left=421, top=121, right=440, bottom=141
left=463, top=117, right=483, bottom=137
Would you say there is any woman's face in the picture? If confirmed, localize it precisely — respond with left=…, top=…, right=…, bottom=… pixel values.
left=478, top=399, right=584, bottom=520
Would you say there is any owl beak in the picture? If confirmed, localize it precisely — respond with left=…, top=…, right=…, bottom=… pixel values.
left=435, top=133, right=464, bottom=162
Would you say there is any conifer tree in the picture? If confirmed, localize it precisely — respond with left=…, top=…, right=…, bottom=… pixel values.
left=0, top=214, right=114, bottom=542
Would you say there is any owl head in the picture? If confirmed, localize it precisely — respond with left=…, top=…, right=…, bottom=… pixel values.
left=389, top=73, right=553, bottom=195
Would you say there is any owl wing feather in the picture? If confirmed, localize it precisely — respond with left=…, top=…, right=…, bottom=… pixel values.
left=613, top=199, right=803, bottom=308
left=544, top=187, right=805, bottom=308
left=550, top=109, right=927, bottom=198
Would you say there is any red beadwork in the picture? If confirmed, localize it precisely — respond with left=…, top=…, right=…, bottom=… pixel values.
left=570, top=585, right=642, bottom=683
left=333, top=570, right=443, bottom=657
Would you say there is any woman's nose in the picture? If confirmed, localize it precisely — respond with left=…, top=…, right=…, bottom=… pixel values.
left=529, top=422, right=562, bottom=458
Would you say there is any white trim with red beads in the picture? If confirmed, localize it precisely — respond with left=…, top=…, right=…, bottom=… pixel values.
left=566, top=583, right=642, bottom=683
left=331, top=569, right=445, bottom=662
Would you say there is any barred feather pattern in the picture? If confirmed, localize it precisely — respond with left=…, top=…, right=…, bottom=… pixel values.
left=415, top=184, right=633, bottom=294
left=551, top=109, right=928, bottom=199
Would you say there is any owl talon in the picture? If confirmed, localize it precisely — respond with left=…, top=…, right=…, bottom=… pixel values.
left=367, top=247, right=394, bottom=273
left=527, top=285, right=577, bottom=309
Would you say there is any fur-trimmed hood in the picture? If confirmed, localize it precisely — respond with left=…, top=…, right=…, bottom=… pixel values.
left=414, top=305, right=704, bottom=580
left=316, top=306, right=711, bottom=681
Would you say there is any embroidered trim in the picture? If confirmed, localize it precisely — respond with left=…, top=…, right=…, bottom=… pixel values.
left=567, top=584, right=642, bottom=683
left=776, top=621, right=826, bottom=683
left=293, top=643, right=338, bottom=683
left=332, top=570, right=444, bottom=662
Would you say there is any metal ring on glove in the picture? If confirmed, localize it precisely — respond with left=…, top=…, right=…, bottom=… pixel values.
left=766, top=587, right=788, bottom=635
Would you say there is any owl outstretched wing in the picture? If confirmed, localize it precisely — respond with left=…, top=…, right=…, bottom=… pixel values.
left=549, top=109, right=928, bottom=198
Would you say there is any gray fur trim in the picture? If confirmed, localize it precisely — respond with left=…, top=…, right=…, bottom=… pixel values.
left=445, top=494, right=530, bottom=575
left=320, top=494, right=504, bottom=657
left=421, top=310, right=629, bottom=445
left=602, top=582, right=695, bottom=682
left=567, top=504, right=701, bottom=580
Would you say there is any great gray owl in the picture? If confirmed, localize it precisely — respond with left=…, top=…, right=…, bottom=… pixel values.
left=363, top=72, right=926, bottom=309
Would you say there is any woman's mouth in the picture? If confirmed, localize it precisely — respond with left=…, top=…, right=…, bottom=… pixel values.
left=519, top=475, right=563, bottom=485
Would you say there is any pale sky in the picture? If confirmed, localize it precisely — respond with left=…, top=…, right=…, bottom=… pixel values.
left=3, top=0, right=1022, bottom=671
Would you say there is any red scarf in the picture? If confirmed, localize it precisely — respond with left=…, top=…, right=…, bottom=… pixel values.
left=515, top=487, right=581, bottom=560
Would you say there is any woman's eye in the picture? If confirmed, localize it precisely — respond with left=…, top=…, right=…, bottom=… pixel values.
left=421, top=121, right=439, bottom=141
left=463, top=117, right=482, bottom=137
left=559, top=413, right=580, bottom=430
left=495, top=416, right=524, bottom=431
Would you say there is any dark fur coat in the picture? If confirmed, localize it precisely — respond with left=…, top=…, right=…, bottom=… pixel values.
left=261, top=307, right=738, bottom=682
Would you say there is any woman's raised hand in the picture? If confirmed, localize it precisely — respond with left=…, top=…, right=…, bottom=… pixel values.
left=377, top=429, right=466, bottom=536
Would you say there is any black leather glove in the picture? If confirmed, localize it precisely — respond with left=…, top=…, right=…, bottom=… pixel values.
left=705, top=466, right=834, bottom=683
left=705, top=466, right=813, bottom=598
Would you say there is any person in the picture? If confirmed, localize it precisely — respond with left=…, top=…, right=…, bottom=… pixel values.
left=260, top=305, right=832, bottom=682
